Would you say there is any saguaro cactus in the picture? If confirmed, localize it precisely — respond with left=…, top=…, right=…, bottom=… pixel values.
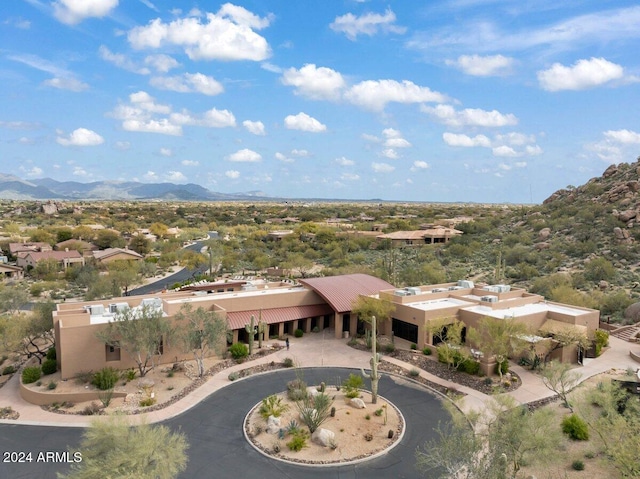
left=257, top=320, right=266, bottom=349
left=245, top=315, right=255, bottom=355
left=361, top=315, right=382, bottom=404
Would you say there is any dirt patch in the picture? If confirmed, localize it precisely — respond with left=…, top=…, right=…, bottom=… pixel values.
left=245, top=388, right=403, bottom=465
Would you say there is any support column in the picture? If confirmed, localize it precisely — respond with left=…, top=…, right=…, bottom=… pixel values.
left=292, top=319, right=299, bottom=332
left=349, top=315, right=358, bottom=337
left=232, top=329, right=239, bottom=343
left=278, top=322, right=285, bottom=338
left=318, top=315, right=324, bottom=330
left=334, top=313, right=343, bottom=339
left=305, top=317, right=312, bottom=333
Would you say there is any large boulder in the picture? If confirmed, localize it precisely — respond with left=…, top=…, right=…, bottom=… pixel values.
left=311, top=428, right=335, bottom=447
left=537, top=228, right=551, bottom=241
left=306, top=386, right=319, bottom=398
left=266, top=415, right=281, bottom=434
left=618, top=210, right=637, bottom=222
left=349, top=397, right=366, bottom=409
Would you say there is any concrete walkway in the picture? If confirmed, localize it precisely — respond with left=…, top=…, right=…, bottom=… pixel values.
left=1, top=330, right=639, bottom=427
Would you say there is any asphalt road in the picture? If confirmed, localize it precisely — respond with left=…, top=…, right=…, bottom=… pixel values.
left=0, top=368, right=448, bottom=479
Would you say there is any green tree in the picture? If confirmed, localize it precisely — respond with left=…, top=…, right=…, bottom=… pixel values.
left=58, top=416, right=188, bottom=479
left=96, top=306, right=173, bottom=377
left=467, top=316, right=529, bottom=382
left=584, top=257, right=616, bottom=282
left=0, top=284, right=30, bottom=314
left=426, top=317, right=467, bottom=370
left=539, top=360, right=582, bottom=410
left=174, top=304, right=227, bottom=377
left=129, top=235, right=151, bottom=255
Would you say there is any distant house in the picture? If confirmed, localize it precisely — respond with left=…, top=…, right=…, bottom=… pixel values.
left=16, top=250, right=85, bottom=269
left=92, top=248, right=144, bottom=264
left=376, top=226, right=462, bottom=247
left=9, top=242, right=52, bottom=256
left=55, top=239, right=98, bottom=256
left=0, top=263, right=24, bottom=280
left=266, top=230, right=294, bottom=241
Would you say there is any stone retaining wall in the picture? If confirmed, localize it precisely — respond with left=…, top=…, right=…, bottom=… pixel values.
left=19, top=381, right=127, bottom=406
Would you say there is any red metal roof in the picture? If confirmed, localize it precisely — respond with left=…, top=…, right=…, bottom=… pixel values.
left=226, top=304, right=333, bottom=330
left=299, top=274, right=394, bottom=313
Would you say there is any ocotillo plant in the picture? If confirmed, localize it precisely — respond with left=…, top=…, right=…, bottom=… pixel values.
left=245, top=315, right=255, bottom=355
left=361, top=315, right=382, bottom=404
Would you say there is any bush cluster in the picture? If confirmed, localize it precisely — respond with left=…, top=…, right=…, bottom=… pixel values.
left=41, top=358, right=57, bottom=375
left=22, top=366, right=41, bottom=384
left=229, top=342, right=249, bottom=360
left=294, top=329, right=304, bottom=338
left=92, top=367, right=119, bottom=390
left=287, top=378, right=308, bottom=401
left=562, top=414, right=590, bottom=441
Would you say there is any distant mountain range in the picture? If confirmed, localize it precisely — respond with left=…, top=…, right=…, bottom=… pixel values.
left=0, top=174, right=270, bottom=201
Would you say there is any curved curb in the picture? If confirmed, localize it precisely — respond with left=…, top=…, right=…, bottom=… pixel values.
left=243, top=386, right=406, bottom=468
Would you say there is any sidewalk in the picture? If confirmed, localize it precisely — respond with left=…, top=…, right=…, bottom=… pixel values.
left=1, top=331, right=638, bottom=427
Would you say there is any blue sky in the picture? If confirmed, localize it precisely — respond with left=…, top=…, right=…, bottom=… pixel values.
left=1, top=0, right=639, bottom=203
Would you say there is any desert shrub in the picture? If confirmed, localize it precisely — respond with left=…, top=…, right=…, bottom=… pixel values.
left=408, top=368, right=420, bottom=377
left=81, top=402, right=102, bottom=416
left=594, top=330, right=610, bottom=357
left=75, top=370, right=94, bottom=384
left=92, top=367, right=119, bottom=390
left=229, top=342, right=249, bottom=360
left=122, top=369, right=136, bottom=381
left=410, top=343, right=417, bottom=350
left=562, top=414, right=589, bottom=441
left=286, top=431, right=309, bottom=452
left=282, top=357, right=294, bottom=368
left=41, top=358, right=57, bottom=375
left=228, top=372, right=239, bottom=381
left=364, top=432, right=373, bottom=441
left=22, top=366, right=41, bottom=384
left=286, top=419, right=301, bottom=435
left=46, top=347, right=57, bottom=360
left=457, top=359, right=480, bottom=375
left=422, top=347, right=432, bottom=355
left=139, top=397, right=156, bottom=407
left=260, top=395, right=289, bottom=419
left=342, top=374, right=364, bottom=398
left=47, top=381, right=57, bottom=390
left=294, top=328, right=304, bottom=338
left=384, top=343, right=395, bottom=353
left=287, top=378, right=308, bottom=401
left=2, top=365, right=16, bottom=376
left=572, top=460, right=585, bottom=471
left=584, top=257, right=615, bottom=282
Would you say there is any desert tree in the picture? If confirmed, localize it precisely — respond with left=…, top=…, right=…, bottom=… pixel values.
left=96, top=306, right=173, bottom=377
left=537, top=323, right=591, bottom=364
left=539, top=360, right=582, bottom=410
left=174, top=304, right=227, bottom=377
left=0, top=283, right=30, bottom=315
left=467, top=316, right=529, bottom=382
left=425, top=317, right=467, bottom=371
left=1, top=301, right=56, bottom=363
left=58, top=415, right=188, bottom=479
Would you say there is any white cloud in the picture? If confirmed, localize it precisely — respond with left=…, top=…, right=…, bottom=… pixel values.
left=99, top=46, right=150, bottom=74
left=493, top=145, right=518, bottom=157
left=281, top=64, right=346, bottom=101
left=422, top=104, right=518, bottom=127
left=341, top=173, right=360, bottom=181
left=275, top=152, right=293, bottom=163
left=225, top=170, right=240, bottom=179
left=72, top=166, right=90, bottom=177
left=446, top=54, right=514, bottom=76
left=603, top=129, right=640, bottom=144
left=123, top=118, right=182, bottom=136
left=165, top=170, right=186, bottom=182
left=53, top=0, right=119, bottom=25
left=171, top=108, right=236, bottom=128
left=227, top=148, right=262, bottom=162
left=261, top=62, right=282, bottom=73
left=181, top=159, right=199, bottom=166
left=159, top=147, right=173, bottom=157
left=291, top=149, right=310, bottom=157
left=57, top=128, right=104, bottom=146
left=372, top=162, right=395, bottom=173
left=381, top=148, right=399, bottom=159
left=382, top=128, right=411, bottom=148
left=22, top=166, right=43, bottom=177
left=144, top=171, right=159, bottom=181
left=43, top=77, right=89, bottom=92
left=330, top=8, right=406, bottom=40
left=412, top=160, right=429, bottom=169
left=151, top=73, right=224, bottom=96
left=284, top=112, right=326, bottom=132
left=345, top=79, right=447, bottom=111
left=114, top=141, right=130, bottom=150
left=243, top=120, right=266, bottom=135
left=524, top=145, right=543, bottom=156
left=144, top=54, right=180, bottom=73
left=537, top=57, right=624, bottom=91
left=361, top=133, right=380, bottom=143
left=335, top=156, right=355, bottom=166
left=127, top=5, right=272, bottom=61
left=494, top=132, right=535, bottom=146
left=443, top=132, right=491, bottom=147
left=130, top=91, right=172, bottom=113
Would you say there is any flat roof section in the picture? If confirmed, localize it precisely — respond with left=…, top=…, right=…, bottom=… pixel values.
left=461, top=301, right=591, bottom=319
left=404, top=297, right=473, bottom=312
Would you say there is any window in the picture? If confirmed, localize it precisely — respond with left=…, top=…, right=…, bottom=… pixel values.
left=105, top=343, right=121, bottom=361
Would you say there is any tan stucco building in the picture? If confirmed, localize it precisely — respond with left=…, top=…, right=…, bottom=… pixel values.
left=52, top=275, right=599, bottom=380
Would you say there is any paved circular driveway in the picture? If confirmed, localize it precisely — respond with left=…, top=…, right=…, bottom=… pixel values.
left=0, top=368, right=448, bottom=478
